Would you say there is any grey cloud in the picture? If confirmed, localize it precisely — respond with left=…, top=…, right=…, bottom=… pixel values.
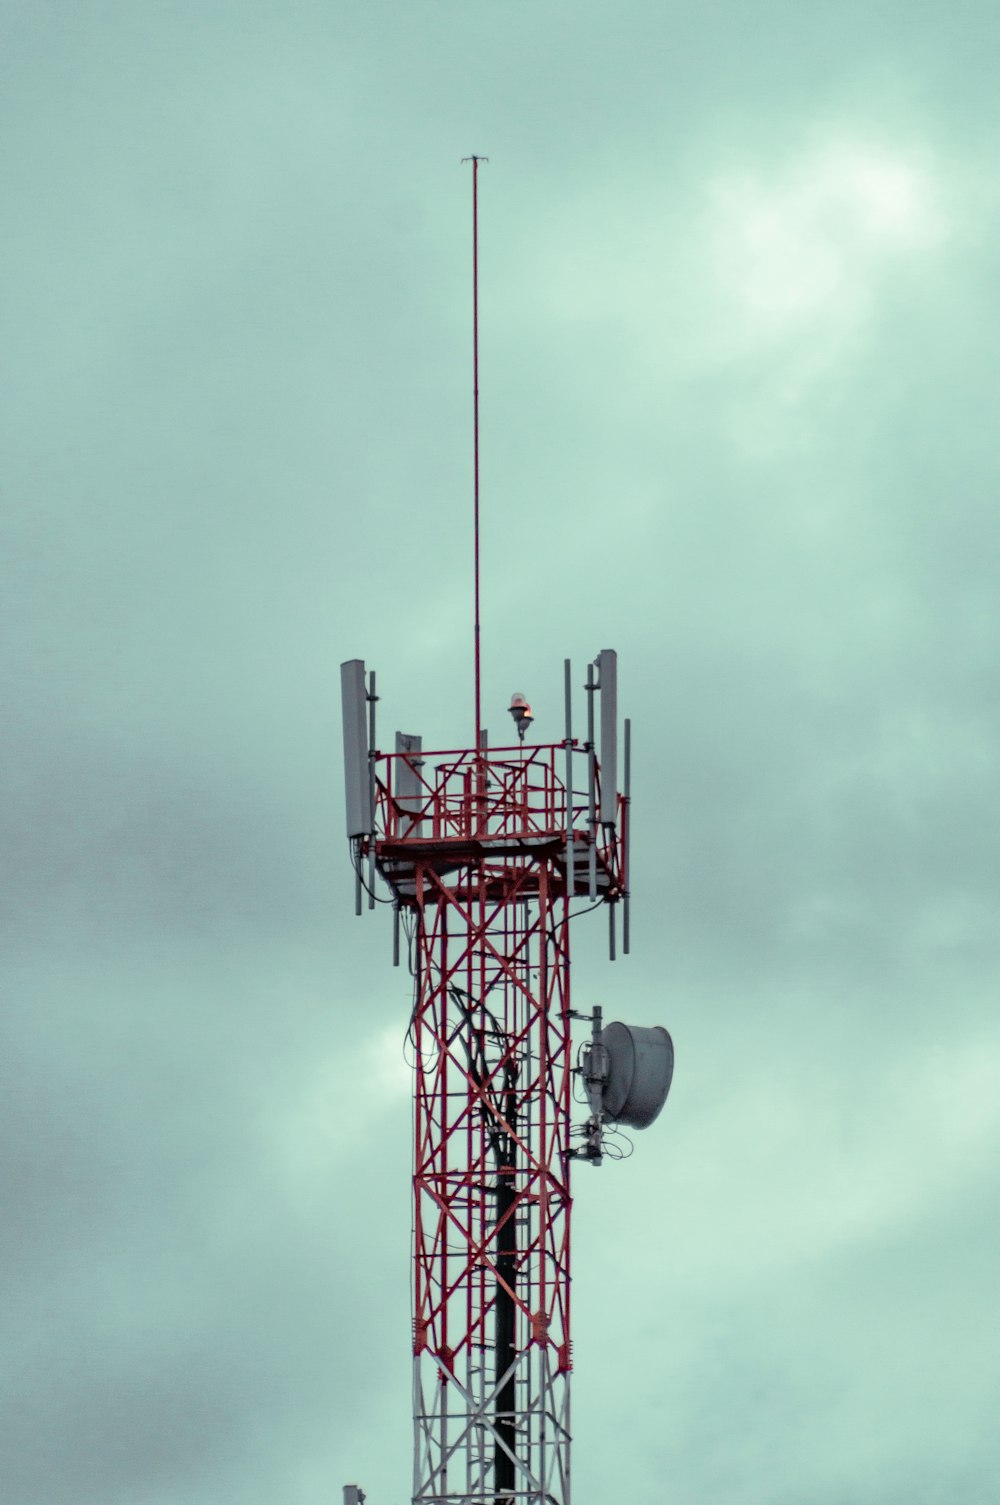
left=4, top=3, right=1000, bottom=1503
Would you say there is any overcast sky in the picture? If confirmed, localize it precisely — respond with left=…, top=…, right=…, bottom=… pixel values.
left=4, top=3, right=1000, bottom=1503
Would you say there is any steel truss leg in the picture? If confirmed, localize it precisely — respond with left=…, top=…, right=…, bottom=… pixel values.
left=412, top=1348, right=570, bottom=1505
left=411, top=858, right=572, bottom=1505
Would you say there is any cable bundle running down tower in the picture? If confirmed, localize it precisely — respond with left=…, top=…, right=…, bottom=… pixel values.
left=340, top=164, right=672, bottom=1505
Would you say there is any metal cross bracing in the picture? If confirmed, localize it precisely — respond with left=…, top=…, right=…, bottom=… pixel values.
left=408, top=864, right=570, bottom=1505
left=358, top=738, right=627, bottom=1505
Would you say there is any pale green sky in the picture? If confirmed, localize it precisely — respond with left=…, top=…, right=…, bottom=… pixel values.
left=4, top=3, right=1000, bottom=1503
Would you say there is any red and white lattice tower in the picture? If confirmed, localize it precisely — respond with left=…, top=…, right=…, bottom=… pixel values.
left=341, top=656, right=630, bottom=1505
left=339, top=160, right=671, bottom=1505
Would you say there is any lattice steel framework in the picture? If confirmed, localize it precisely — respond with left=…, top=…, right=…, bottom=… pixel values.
left=357, top=737, right=627, bottom=1505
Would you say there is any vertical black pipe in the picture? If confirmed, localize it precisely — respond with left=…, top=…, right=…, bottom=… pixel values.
left=494, top=1071, right=517, bottom=1502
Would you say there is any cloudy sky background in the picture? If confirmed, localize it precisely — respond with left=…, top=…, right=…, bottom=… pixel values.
left=4, top=3, right=1000, bottom=1502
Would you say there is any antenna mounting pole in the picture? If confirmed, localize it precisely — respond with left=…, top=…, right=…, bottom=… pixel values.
left=464, top=154, right=488, bottom=751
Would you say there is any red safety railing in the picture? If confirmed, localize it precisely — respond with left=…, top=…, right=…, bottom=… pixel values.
left=370, top=741, right=627, bottom=901
left=374, top=743, right=576, bottom=844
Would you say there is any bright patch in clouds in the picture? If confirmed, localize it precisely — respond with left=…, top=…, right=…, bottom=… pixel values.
left=660, top=1021, right=1000, bottom=1297
left=268, top=1021, right=411, bottom=1184
left=711, top=142, right=947, bottom=334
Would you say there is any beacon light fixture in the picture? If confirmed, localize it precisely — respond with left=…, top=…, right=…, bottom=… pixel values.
left=508, top=692, right=534, bottom=742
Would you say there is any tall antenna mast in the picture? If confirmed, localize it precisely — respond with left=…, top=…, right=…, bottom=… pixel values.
left=339, top=164, right=674, bottom=1505
left=465, top=155, right=487, bottom=749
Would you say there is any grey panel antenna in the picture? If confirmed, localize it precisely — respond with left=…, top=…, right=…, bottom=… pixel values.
left=366, top=671, right=377, bottom=908
left=395, top=732, right=425, bottom=839
left=601, top=1021, right=673, bottom=1129
left=341, top=659, right=371, bottom=838
left=597, top=648, right=618, bottom=825
left=586, top=662, right=597, bottom=900
left=563, top=659, right=574, bottom=895
left=623, top=716, right=632, bottom=955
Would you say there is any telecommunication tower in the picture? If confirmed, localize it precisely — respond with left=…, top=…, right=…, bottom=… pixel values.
left=340, top=160, right=673, bottom=1505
